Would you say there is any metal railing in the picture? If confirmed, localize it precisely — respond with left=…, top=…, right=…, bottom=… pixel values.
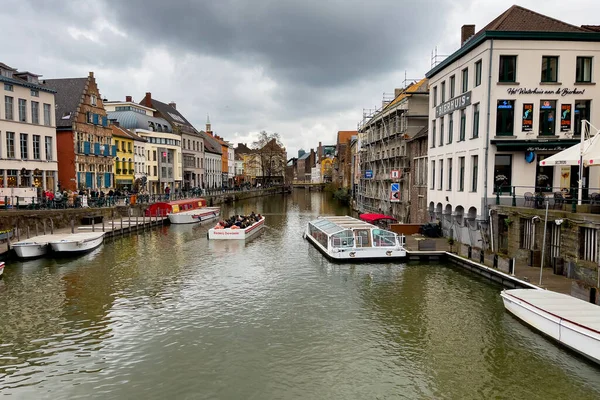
left=494, top=185, right=600, bottom=213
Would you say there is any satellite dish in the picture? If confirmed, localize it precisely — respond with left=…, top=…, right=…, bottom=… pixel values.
left=525, top=151, right=535, bottom=163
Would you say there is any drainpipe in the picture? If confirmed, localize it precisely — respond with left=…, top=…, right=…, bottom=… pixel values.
left=489, top=208, right=494, bottom=252
left=484, top=39, right=494, bottom=220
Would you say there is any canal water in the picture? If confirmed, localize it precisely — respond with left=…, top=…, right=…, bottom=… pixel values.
left=1, top=191, right=599, bottom=399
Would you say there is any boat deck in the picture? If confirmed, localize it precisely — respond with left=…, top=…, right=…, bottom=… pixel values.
left=13, top=234, right=70, bottom=245
left=505, top=289, right=600, bottom=332
left=55, top=232, right=105, bottom=242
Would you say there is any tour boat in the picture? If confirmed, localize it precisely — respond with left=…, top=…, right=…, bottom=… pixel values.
left=501, top=289, right=600, bottom=365
left=168, top=207, right=221, bottom=224
left=49, top=232, right=106, bottom=254
left=304, top=215, right=406, bottom=261
left=12, top=234, right=70, bottom=259
left=145, top=198, right=209, bottom=217
left=208, top=216, right=265, bottom=240
left=0, top=261, right=4, bottom=278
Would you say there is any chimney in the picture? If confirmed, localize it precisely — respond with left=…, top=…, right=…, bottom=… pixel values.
left=111, top=120, right=120, bottom=127
left=89, top=71, right=94, bottom=78
left=461, top=25, right=475, bottom=46
left=169, top=101, right=177, bottom=110
left=125, top=95, right=132, bottom=102
left=144, top=92, right=152, bottom=108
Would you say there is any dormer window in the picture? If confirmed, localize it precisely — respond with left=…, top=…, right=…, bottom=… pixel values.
left=149, top=121, right=155, bottom=131
left=4, top=83, right=13, bottom=92
left=31, top=89, right=39, bottom=97
left=91, top=94, right=97, bottom=106
left=157, top=124, right=163, bottom=132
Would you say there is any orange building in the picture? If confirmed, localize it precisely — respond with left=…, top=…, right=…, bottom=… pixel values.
left=205, top=118, right=231, bottom=187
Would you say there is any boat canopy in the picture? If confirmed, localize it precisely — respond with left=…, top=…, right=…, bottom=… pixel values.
left=145, top=198, right=207, bottom=217
left=359, top=213, right=397, bottom=223
left=309, top=216, right=376, bottom=235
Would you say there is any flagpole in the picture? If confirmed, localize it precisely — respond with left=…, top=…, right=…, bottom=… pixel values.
left=578, top=119, right=586, bottom=206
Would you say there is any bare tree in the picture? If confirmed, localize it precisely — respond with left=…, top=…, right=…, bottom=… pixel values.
left=252, top=131, right=286, bottom=185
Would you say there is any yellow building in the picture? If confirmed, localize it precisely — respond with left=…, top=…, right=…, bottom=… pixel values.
left=111, top=125, right=135, bottom=190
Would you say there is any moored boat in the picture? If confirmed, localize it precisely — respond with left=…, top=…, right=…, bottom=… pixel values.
left=501, top=288, right=600, bottom=365
left=145, top=198, right=209, bottom=217
left=12, top=234, right=69, bottom=259
left=208, top=214, right=265, bottom=240
left=304, top=215, right=406, bottom=261
left=49, top=232, right=106, bottom=254
left=168, top=207, right=221, bottom=224
left=0, top=261, right=4, bottom=278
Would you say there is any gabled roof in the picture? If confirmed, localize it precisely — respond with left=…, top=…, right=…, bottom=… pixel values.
left=427, top=5, right=600, bottom=79
left=383, top=78, right=428, bottom=111
left=298, top=152, right=310, bottom=160
left=337, top=130, right=358, bottom=145
left=407, top=126, right=428, bottom=142
left=235, top=143, right=255, bottom=154
left=200, top=131, right=222, bottom=155
left=111, top=125, right=146, bottom=142
left=140, top=94, right=196, bottom=133
left=45, top=77, right=88, bottom=128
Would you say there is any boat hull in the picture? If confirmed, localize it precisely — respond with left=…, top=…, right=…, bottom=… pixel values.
left=0, top=262, right=4, bottom=278
left=208, top=218, right=265, bottom=240
left=305, top=231, right=406, bottom=261
left=50, top=234, right=105, bottom=254
left=168, top=208, right=220, bottom=224
left=501, top=290, right=600, bottom=365
left=13, top=243, right=48, bottom=259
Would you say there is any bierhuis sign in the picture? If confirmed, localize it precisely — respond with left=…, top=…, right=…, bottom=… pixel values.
left=506, top=87, right=586, bottom=96
left=435, top=91, right=472, bottom=118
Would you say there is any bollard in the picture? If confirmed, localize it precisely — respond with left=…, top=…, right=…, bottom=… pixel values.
left=92, top=217, right=95, bottom=232
left=102, top=219, right=105, bottom=232
left=27, top=225, right=30, bottom=239
left=512, top=187, right=516, bottom=207
left=50, top=219, right=54, bottom=234
left=43, top=219, right=47, bottom=235
left=71, top=219, right=75, bottom=234
left=15, top=224, right=19, bottom=241
left=35, top=222, right=39, bottom=237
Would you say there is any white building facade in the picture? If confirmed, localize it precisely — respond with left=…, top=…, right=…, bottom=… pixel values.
left=426, top=8, right=600, bottom=239
left=0, top=63, right=58, bottom=195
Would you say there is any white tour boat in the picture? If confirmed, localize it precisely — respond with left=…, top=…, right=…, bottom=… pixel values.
left=304, top=215, right=406, bottom=261
left=208, top=216, right=265, bottom=240
left=49, top=232, right=106, bottom=254
left=12, top=234, right=70, bottom=259
left=168, top=207, right=221, bottom=224
left=501, top=289, right=600, bottom=365
left=0, top=261, right=4, bottom=278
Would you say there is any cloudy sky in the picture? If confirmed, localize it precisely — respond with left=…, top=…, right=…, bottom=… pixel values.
left=3, top=0, right=599, bottom=157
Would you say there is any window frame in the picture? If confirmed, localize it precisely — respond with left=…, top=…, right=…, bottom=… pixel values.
left=576, top=56, right=593, bottom=83
left=471, top=155, right=478, bottom=192
left=541, top=56, right=559, bottom=83
left=496, top=100, right=515, bottom=136
left=475, top=60, right=482, bottom=87
left=448, top=113, right=453, bottom=144
left=462, top=68, right=468, bottom=93
left=459, top=156, right=465, bottom=192
left=459, top=109, right=466, bottom=141
left=499, top=55, right=517, bottom=83
left=449, top=75, right=456, bottom=98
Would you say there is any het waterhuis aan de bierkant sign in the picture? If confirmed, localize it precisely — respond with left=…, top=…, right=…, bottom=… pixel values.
left=506, top=87, right=586, bottom=96
left=435, top=91, right=472, bottom=118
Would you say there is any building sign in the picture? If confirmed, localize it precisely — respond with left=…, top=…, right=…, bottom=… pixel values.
left=365, top=170, right=373, bottom=179
left=522, top=103, right=533, bottom=132
left=390, top=183, right=400, bottom=202
left=506, top=87, right=586, bottom=96
left=561, top=104, right=572, bottom=132
left=390, top=170, right=400, bottom=179
left=435, top=91, right=472, bottom=118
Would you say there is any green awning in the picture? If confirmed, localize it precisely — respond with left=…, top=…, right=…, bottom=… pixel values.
left=491, top=139, right=579, bottom=152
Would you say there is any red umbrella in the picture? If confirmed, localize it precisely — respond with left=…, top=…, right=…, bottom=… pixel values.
left=359, top=213, right=397, bottom=223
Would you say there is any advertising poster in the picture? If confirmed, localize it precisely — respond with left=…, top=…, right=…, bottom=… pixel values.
left=561, top=104, right=572, bottom=132
left=560, top=167, right=571, bottom=190
left=522, top=103, right=533, bottom=132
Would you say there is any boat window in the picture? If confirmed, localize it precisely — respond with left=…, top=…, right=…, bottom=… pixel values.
left=372, top=229, right=397, bottom=247
left=354, top=229, right=371, bottom=247
left=331, top=230, right=354, bottom=248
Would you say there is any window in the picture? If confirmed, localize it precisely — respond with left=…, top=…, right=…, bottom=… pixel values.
left=449, top=75, right=455, bottom=98
left=431, top=120, right=436, bottom=148
left=520, top=218, right=535, bottom=250
left=448, top=113, right=453, bottom=144
left=576, top=57, right=592, bottom=83
left=6, top=132, right=15, bottom=158
left=462, top=68, right=468, bottom=93
left=5, top=96, right=13, bottom=120
left=431, top=160, right=435, bottom=189
left=31, top=101, right=39, bottom=124
left=574, top=100, right=591, bottom=136
left=161, top=166, right=167, bottom=177
left=458, top=157, right=465, bottom=192
left=439, top=160, right=444, bottom=190
left=154, top=166, right=158, bottom=176
left=494, top=154, right=512, bottom=194
left=541, top=56, right=558, bottom=83
left=433, top=86, right=437, bottom=106
left=535, top=155, right=555, bottom=192
left=18, top=99, right=26, bottom=122
left=43, top=103, right=51, bottom=126
left=471, top=155, right=478, bottom=192
left=475, top=60, right=482, bottom=87
left=45, top=136, right=53, bottom=160
left=499, top=55, right=517, bottom=82
left=496, top=100, right=515, bottom=136
left=153, top=150, right=157, bottom=161
left=459, top=109, right=466, bottom=141
left=441, top=81, right=446, bottom=102
left=4, top=83, right=13, bottom=91
left=580, top=227, right=598, bottom=263
left=447, top=158, right=452, bottom=190
left=539, top=100, right=556, bottom=135
left=91, top=94, right=97, bottom=106
left=20, top=133, right=28, bottom=159
left=30, top=89, right=39, bottom=97
left=440, top=117, right=444, bottom=146
left=33, top=135, right=40, bottom=159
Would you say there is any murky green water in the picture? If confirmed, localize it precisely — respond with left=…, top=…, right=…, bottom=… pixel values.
left=0, top=191, right=599, bottom=399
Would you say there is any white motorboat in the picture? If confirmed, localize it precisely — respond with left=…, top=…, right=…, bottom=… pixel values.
left=168, top=207, right=221, bottom=224
left=0, top=261, right=4, bottom=278
left=304, top=215, right=406, bottom=261
left=49, top=232, right=106, bottom=254
left=501, top=289, right=600, bottom=365
left=12, top=234, right=69, bottom=259
left=208, top=216, right=265, bottom=240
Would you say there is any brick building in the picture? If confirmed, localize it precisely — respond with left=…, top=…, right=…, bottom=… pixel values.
left=407, top=126, right=429, bottom=224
